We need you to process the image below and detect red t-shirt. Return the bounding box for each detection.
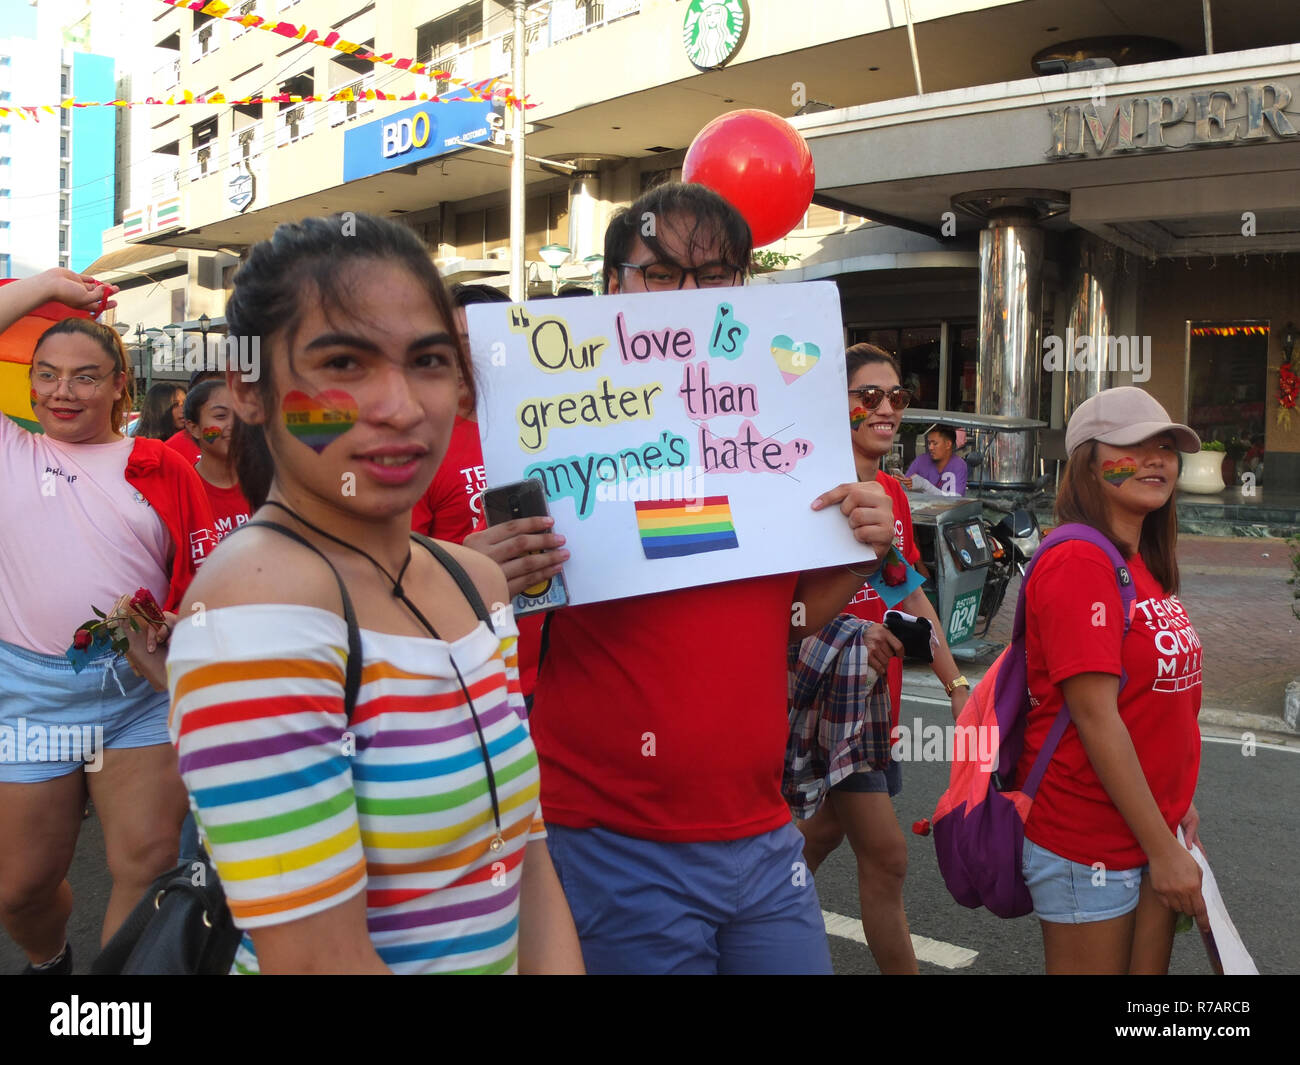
[201,477,252,542]
[164,428,200,466]
[530,573,800,842]
[1016,541,1202,869]
[411,416,542,695]
[412,417,485,545]
[838,471,921,730]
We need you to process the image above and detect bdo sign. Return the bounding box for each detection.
[342,94,498,182]
[383,111,432,158]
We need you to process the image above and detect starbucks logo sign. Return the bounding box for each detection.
[683,0,748,71]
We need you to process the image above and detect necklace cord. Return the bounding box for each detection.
[259,501,504,843]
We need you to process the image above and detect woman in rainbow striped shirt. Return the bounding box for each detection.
[166,214,582,974]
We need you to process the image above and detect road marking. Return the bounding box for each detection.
[821,909,978,970]
[1201,735,1300,754]
[907,698,1299,751]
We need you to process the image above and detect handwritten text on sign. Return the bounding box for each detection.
[470,281,869,606]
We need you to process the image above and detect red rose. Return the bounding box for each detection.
[73,628,93,651]
[883,560,908,586]
[130,587,165,623]
[911,818,931,836]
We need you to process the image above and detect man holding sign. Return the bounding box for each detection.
[470,183,895,974]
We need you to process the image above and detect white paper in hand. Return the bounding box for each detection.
[1177,826,1258,975]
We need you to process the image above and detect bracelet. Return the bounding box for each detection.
[845,562,877,578]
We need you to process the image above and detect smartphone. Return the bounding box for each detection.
[883,609,935,663]
[482,479,568,615]
[483,478,549,527]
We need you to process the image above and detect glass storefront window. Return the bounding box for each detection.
[948,324,978,413]
[1187,320,1269,471]
[848,322,980,413]
[848,326,940,406]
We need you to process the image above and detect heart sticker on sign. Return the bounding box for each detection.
[770,335,820,385]
[282,389,359,453]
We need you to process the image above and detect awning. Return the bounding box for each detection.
[82,244,185,276]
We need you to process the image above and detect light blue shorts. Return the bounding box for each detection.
[547,821,833,975]
[0,637,171,784]
[1022,837,1146,924]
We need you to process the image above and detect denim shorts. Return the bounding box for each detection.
[0,636,171,783]
[831,759,902,797]
[1022,838,1146,924]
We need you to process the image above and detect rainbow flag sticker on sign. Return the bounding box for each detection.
[634,496,740,559]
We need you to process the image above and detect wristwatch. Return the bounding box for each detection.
[944,675,971,697]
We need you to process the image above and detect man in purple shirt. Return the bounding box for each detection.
[903,426,967,496]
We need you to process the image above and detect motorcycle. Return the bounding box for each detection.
[973,477,1052,635]
[896,407,1052,651]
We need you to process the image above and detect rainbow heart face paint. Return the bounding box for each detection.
[201,426,222,443]
[1101,457,1138,485]
[850,406,869,430]
[282,389,359,453]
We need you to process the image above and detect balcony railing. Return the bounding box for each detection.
[156,57,180,91]
[329,76,377,127]
[229,124,262,164]
[435,1,642,87]
[275,104,314,146]
[230,1,258,38]
[190,143,216,182]
[191,24,219,63]
[549,1,640,44]
[151,167,180,199]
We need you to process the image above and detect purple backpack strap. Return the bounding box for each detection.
[1013,523,1138,799]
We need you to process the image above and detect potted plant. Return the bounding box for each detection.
[1177,439,1227,494]
[1222,435,1249,485]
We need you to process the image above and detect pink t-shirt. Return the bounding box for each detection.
[0,417,171,655]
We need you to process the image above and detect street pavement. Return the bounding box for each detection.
[939,534,1299,726]
[820,694,1300,976]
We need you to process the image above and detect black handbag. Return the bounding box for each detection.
[91,849,240,975]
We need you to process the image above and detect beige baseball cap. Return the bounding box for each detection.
[1065,386,1200,457]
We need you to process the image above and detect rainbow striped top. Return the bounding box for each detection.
[166,603,544,975]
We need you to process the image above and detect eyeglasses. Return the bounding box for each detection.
[619,261,743,290]
[849,386,913,411]
[31,370,115,399]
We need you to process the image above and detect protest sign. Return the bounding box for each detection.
[469,280,872,606]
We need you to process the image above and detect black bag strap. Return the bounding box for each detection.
[409,532,494,632]
[246,521,364,721]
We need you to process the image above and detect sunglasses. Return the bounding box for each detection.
[848,386,913,411]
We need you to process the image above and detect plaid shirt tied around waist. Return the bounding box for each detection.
[783,614,893,821]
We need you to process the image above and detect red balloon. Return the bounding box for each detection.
[682,109,815,248]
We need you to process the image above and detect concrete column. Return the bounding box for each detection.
[955,189,1068,486]
[976,208,1044,485]
[1063,232,1119,420]
[566,168,602,263]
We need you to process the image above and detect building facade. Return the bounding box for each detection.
[1,0,117,278]
[96,0,1300,493]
